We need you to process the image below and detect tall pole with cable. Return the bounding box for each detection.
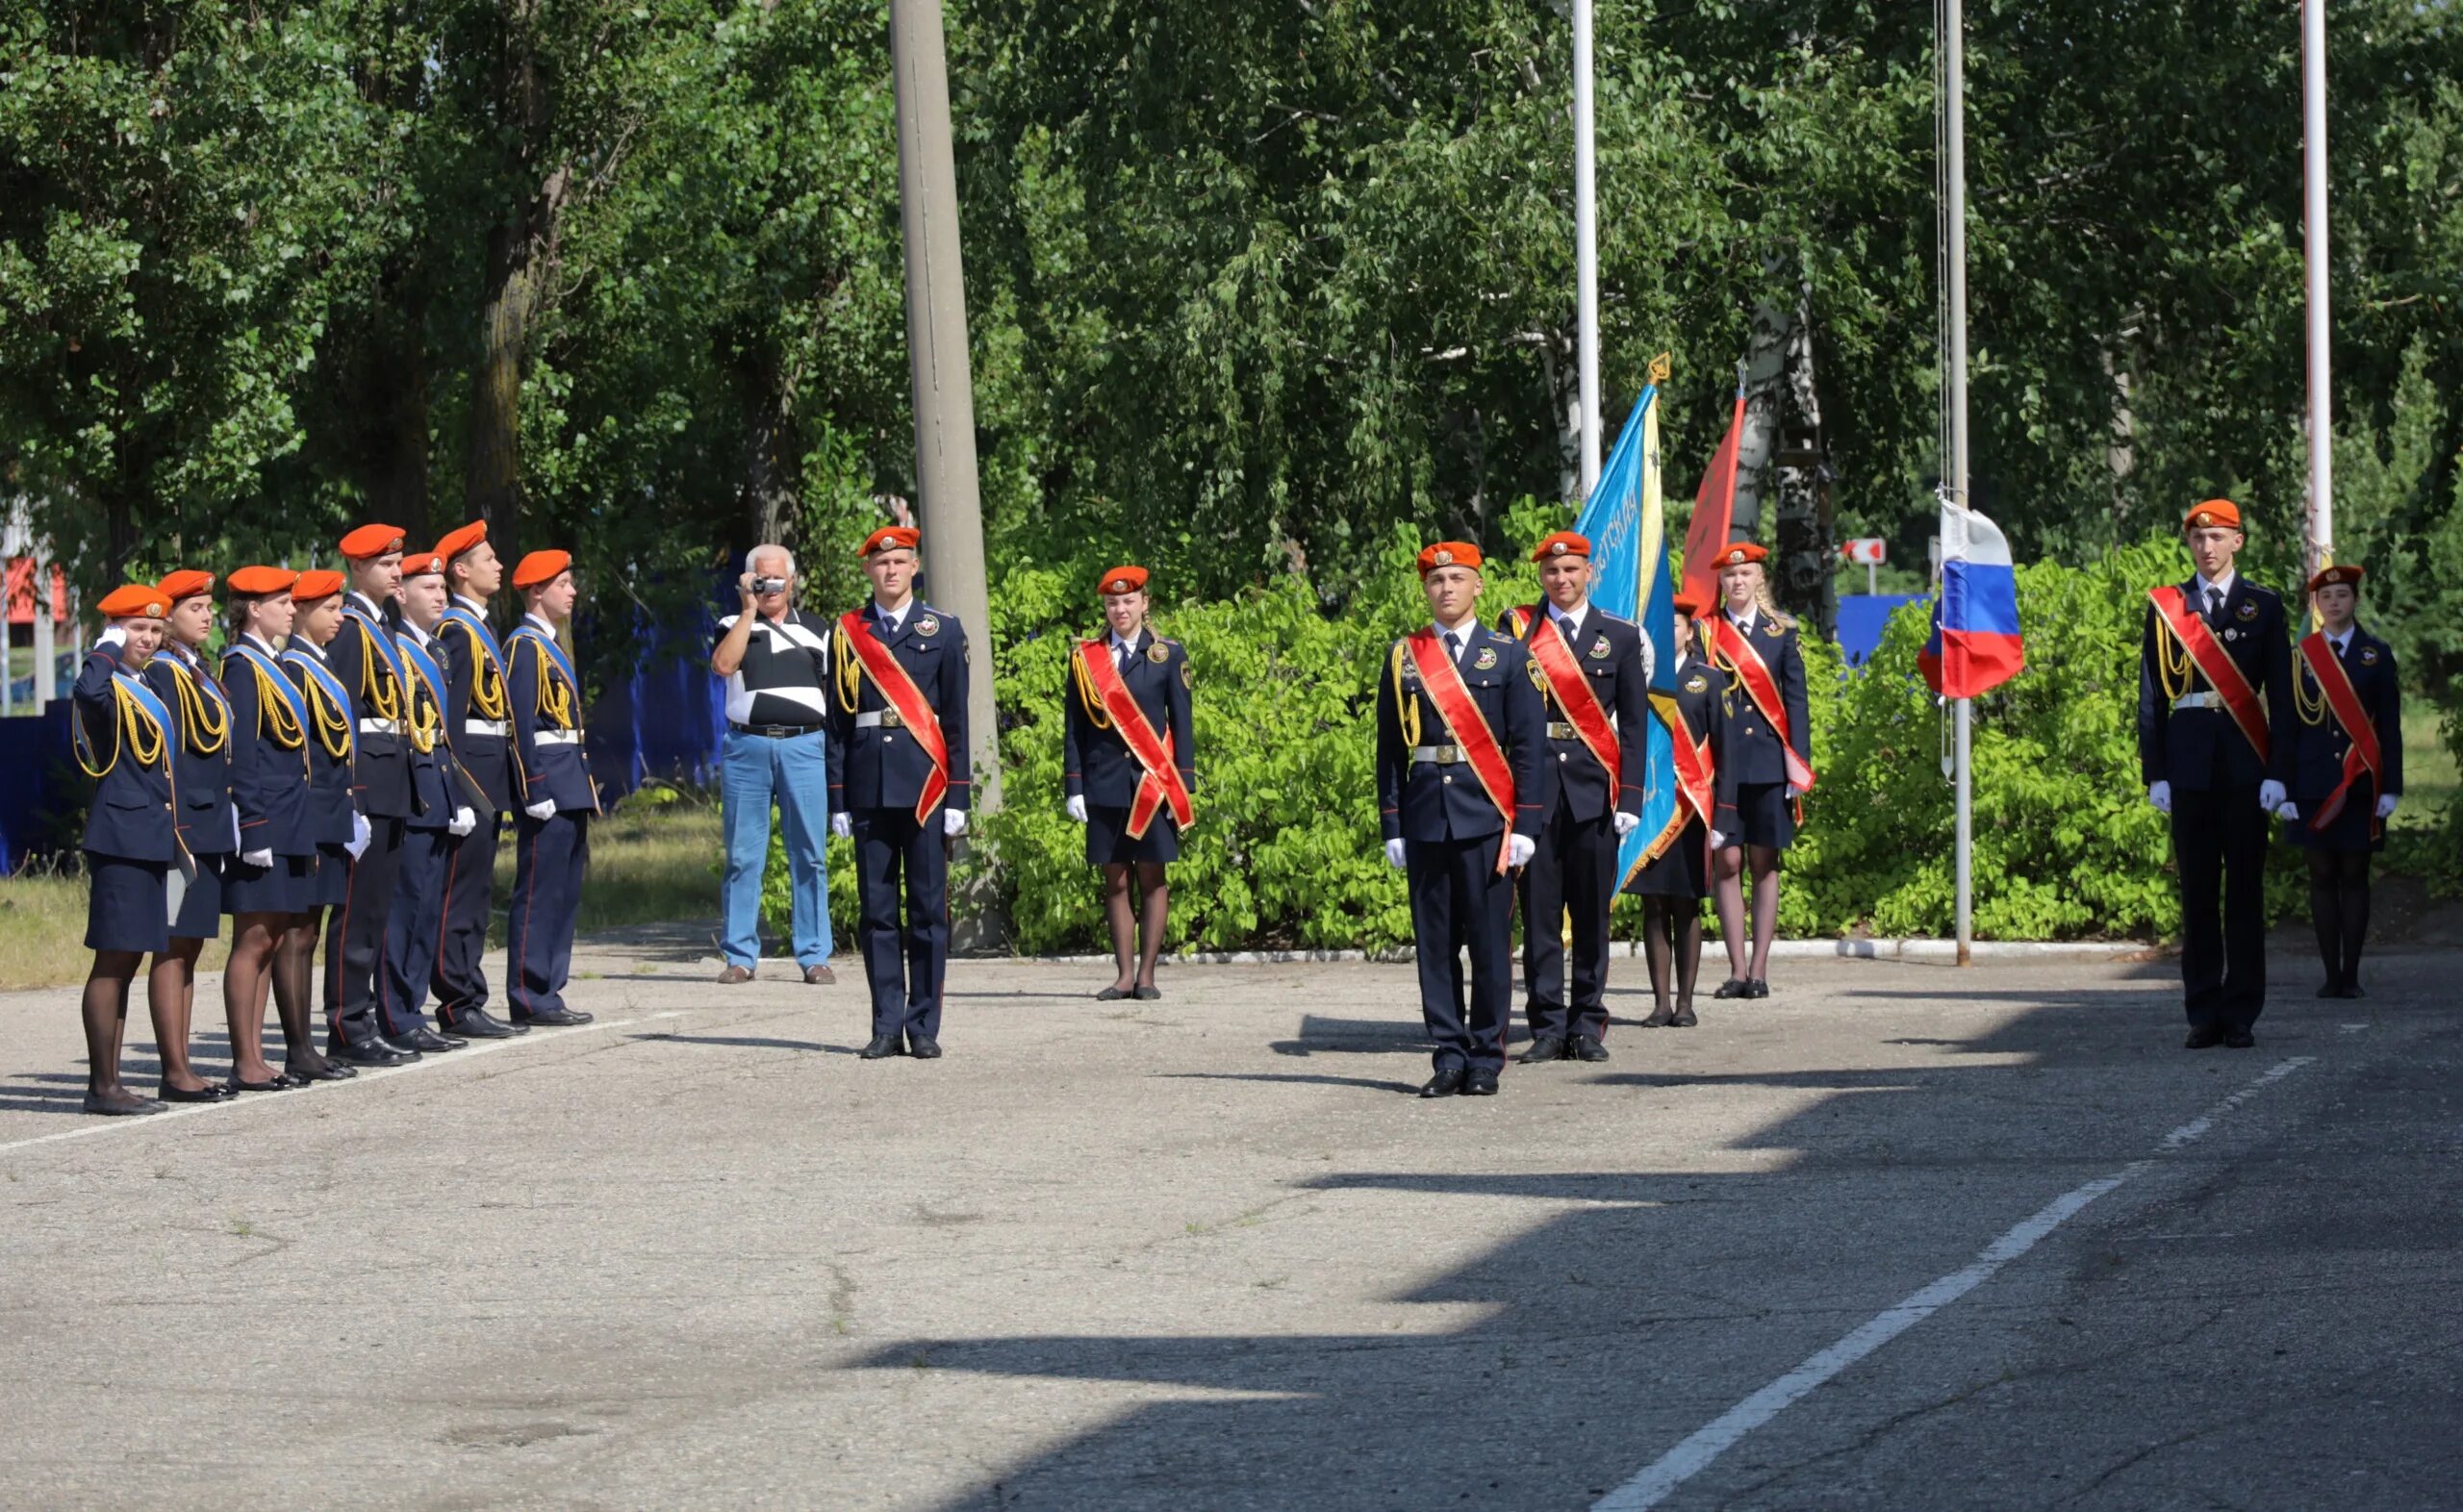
[1574,0,1602,500]
[1943,0,1973,966]
[2301,0,2332,591]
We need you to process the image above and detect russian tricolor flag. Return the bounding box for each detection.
[1919,503,2024,698]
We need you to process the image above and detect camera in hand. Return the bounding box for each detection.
[751,576,788,595]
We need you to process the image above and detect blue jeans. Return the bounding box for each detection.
[721,728,834,969]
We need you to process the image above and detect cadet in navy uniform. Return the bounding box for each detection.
[324,523,418,1064]
[218,567,348,1088]
[1629,591,1736,1028]
[2274,563,2402,999]
[1706,542,1811,1001]
[2138,499,2295,1048]
[142,569,238,1102]
[71,586,182,1116]
[504,549,600,1027]
[1376,542,1547,1098]
[284,572,393,1065]
[1062,564,1196,1002]
[1497,530,1647,1064]
[825,525,973,1060]
[375,551,476,1053]
[431,519,521,1038]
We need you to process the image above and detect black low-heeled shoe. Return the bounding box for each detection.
[82,1092,166,1117]
[1744,979,1770,999]
[227,1073,295,1094]
[1094,986,1130,1001]
[1711,978,1747,999]
[286,1057,357,1082]
[159,1082,235,1104]
[1132,986,1161,1001]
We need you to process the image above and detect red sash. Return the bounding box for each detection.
[2147,587,2271,765]
[1515,606,1619,785]
[2298,633,2384,835]
[1078,640,1194,838]
[1407,629,1518,873]
[1712,617,1816,794]
[838,612,951,822]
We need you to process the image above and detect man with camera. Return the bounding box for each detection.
[710,545,838,984]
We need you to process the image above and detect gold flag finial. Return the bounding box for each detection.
[1648,351,1672,386]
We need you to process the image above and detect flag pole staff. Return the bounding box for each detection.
[1944,0,1973,966]
[1574,0,1602,501]
[2301,0,2332,591]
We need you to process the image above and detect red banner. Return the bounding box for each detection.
[1712,617,1816,794]
[1516,606,1620,785]
[1680,391,1745,611]
[1407,629,1517,873]
[2147,587,2271,766]
[2297,633,2384,835]
[838,612,951,822]
[1077,639,1193,838]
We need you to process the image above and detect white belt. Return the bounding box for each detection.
[464,718,509,738]
[853,710,911,730]
[358,718,401,736]
[534,729,582,746]
[2172,693,2221,712]
[1409,744,1468,765]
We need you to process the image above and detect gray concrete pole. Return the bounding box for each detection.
[888,0,1001,815]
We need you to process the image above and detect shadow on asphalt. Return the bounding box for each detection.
[1154,1071,1425,1096]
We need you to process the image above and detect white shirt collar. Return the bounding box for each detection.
[452,593,488,616]
[290,638,326,662]
[522,611,557,636]
[1109,627,1142,656]
[873,597,913,633]
[1548,598,1590,637]
[2326,625,2352,651]
[401,618,435,648]
[2195,568,2237,602]
[1433,615,1481,644]
[348,590,383,618]
[1726,603,1758,634]
[241,631,276,656]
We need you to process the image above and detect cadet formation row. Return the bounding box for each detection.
[63,500,2400,1110]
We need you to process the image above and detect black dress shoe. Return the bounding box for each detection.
[398,1027,465,1053]
[1745,979,1770,999]
[158,1082,234,1104]
[443,1009,519,1039]
[859,1034,905,1060]
[82,1090,166,1117]
[1463,1069,1500,1096]
[2223,1027,2256,1048]
[1572,1036,1610,1063]
[286,1055,357,1081]
[513,1007,594,1027]
[1094,986,1130,1001]
[1518,1037,1566,1064]
[2315,980,2344,998]
[1639,1004,1676,1028]
[2336,981,2367,999]
[1420,1067,1467,1098]
[226,1074,295,1094]
[908,1036,944,1059]
[1671,999,1699,1027]
[334,1039,417,1068]
[2183,1024,2225,1049]
[1711,977,1747,999]
[1132,986,1161,1001]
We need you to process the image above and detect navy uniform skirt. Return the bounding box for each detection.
[222,852,321,915]
[1730,781,1798,850]
[1085,804,1180,865]
[2284,784,2387,855]
[86,853,170,955]
[1629,819,1709,899]
[170,852,225,940]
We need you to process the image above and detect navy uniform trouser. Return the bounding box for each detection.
[851,808,949,1043]
[431,813,501,1023]
[506,810,589,1019]
[1519,800,1617,1043]
[326,816,404,1046]
[1408,832,1515,1073]
[377,825,452,1038]
[2171,784,2269,1030]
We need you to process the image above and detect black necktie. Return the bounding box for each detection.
[1116,640,1132,675]
[2205,588,2222,623]
[1448,631,1466,664]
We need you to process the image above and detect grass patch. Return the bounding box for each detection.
[0,859,232,992]
[491,785,723,944]
[2395,704,2457,827]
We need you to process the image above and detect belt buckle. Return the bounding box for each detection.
[1440,744,1461,765]
[881,710,905,730]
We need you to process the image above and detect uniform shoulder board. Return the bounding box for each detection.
[1598,610,1638,630]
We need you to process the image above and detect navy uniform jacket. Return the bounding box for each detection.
[2136,575,2296,792]
[397,623,470,831]
[1500,604,1649,822]
[825,602,973,816]
[145,643,238,857]
[1376,625,1550,844]
[507,616,598,813]
[1672,649,1741,835]
[2284,624,2403,806]
[1062,633,1197,809]
[1715,609,1812,788]
[439,596,515,812]
[73,644,178,863]
[286,647,361,846]
[329,594,413,819]
[221,638,314,859]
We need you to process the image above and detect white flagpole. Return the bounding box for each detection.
[1574,0,1602,501]
[2302,0,2332,589]
[1945,0,1973,966]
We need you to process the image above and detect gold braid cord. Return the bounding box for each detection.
[1072,647,1113,732]
[529,642,575,729]
[167,661,229,755]
[407,675,441,753]
[251,662,305,751]
[462,624,509,720]
[75,681,167,778]
[301,670,353,760]
[2294,654,2330,728]
[359,621,404,721]
[1389,642,1422,748]
[2153,623,2195,703]
[833,633,863,713]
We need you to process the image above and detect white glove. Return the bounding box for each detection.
[1384,838,1408,869]
[228,808,242,852]
[943,808,968,838]
[241,847,274,869]
[524,797,557,821]
[2277,802,2299,821]
[2258,779,2286,813]
[2147,780,2172,815]
[2376,793,2400,820]
[97,624,128,649]
[1506,833,1536,869]
[1709,830,1728,851]
[449,806,476,837]
[1066,795,1088,823]
[831,812,853,838]
[344,812,372,861]
[1612,810,1639,837]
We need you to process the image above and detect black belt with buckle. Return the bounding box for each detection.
[729,721,825,739]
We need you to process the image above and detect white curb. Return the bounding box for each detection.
[1022,938,2151,967]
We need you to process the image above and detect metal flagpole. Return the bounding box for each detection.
[2302,0,2332,590]
[1574,0,1602,500]
[1945,0,1973,966]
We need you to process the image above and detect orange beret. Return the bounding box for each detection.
[1672,590,1708,617]
[156,569,216,604]
[2184,499,2242,532]
[2308,563,2365,593]
[860,525,921,558]
[339,523,407,560]
[292,570,344,603]
[226,566,298,597]
[1714,542,1768,568]
[434,519,488,565]
[400,551,443,578]
[97,584,169,619]
[1531,531,1591,563]
[1098,565,1149,596]
[1416,542,1484,576]
[511,549,571,591]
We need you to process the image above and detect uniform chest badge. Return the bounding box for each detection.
[1147,643,1170,664]
[1587,638,1612,659]
[2235,601,2258,622]
[2359,645,2379,666]
[1763,621,1785,640]
[1473,645,1498,671]
[1399,656,1421,686]
[2223,627,2239,642]
[1181,661,1194,688]
[915,615,940,638]
[1526,658,1547,689]
[1684,671,1710,693]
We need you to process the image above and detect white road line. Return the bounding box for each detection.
[1594,1054,2316,1511]
[0,1011,682,1157]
